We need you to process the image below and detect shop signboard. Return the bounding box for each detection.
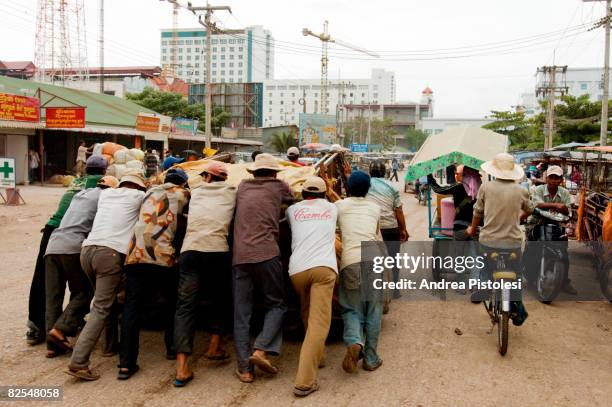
[298,113,337,145]
[0,93,40,122]
[45,107,86,128]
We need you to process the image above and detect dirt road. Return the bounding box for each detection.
[0,181,611,406]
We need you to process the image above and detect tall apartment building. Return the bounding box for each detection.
[160,26,274,85]
[262,68,395,127]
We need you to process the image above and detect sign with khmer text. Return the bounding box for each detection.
[45,107,86,128]
[0,93,40,122]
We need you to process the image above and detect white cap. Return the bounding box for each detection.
[546,165,564,177]
[287,146,300,156]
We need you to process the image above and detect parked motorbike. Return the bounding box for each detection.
[525,208,570,303]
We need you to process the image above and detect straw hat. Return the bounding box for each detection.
[247,153,283,173]
[119,171,147,189]
[480,153,524,180]
[97,175,119,189]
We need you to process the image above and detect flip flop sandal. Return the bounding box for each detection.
[46,333,72,352]
[173,373,194,387]
[65,367,100,381]
[294,382,319,397]
[117,365,140,380]
[46,347,70,359]
[248,354,279,374]
[363,359,383,371]
[205,351,230,361]
[234,369,254,383]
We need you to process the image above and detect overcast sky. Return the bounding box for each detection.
[0,0,608,117]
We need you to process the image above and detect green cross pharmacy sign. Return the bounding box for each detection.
[0,158,16,189]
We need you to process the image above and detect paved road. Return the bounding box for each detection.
[0,181,611,406]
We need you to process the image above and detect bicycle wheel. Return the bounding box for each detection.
[498,311,509,356]
[536,256,565,304]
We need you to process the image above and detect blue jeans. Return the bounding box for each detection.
[338,263,383,366]
[233,257,286,373]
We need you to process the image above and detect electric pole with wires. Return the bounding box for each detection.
[188,2,232,150]
[536,65,568,150]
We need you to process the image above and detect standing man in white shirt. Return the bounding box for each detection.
[75,141,89,177]
[335,171,384,374]
[286,177,337,397]
[66,171,146,381]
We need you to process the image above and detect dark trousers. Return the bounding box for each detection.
[45,253,93,341]
[390,169,399,182]
[381,228,401,288]
[119,263,178,369]
[174,251,232,355]
[28,224,56,333]
[233,257,286,373]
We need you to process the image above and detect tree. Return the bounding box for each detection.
[269,132,297,153]
[126,87,230,133]
[404,128,428,151]
[483,110,542,150]
[341,117,396,150]
[548,94,611,144]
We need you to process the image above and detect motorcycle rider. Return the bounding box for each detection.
[523,165,576,295]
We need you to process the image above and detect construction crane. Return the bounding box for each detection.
[161,0,180,79]
[302,21,379,115]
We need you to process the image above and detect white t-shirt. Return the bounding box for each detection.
[82,187,145,254]
[287,199,338,276]
[76,146,87,163]
[335,197,381,270]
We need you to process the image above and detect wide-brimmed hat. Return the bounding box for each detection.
[302,176,326,193]
[200,161,228,180]
[247,153,283,173]
[481,153,524,181]
[97,175,119,188]
[119,171,146,189]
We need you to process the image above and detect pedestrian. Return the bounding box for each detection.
[75,141,88,177]
[144,148,159,178]
[251,150,262,162]
[66,171,146,381]
[44,175,119,359]
[466,153,533,323]
[390,158,400,182]
[336,170,384,373]
[232,153,295,383]
[286,176,338,397]
[287,147,305,166]
[117,168,190,380]
[367,160,409,310]
[173,161,236,387]
[25,156,108,346]
[28,148,40,183]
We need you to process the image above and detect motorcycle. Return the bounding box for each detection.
[525,208,570,303]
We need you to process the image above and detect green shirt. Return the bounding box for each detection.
[526,184,571,227]
[46,175,103,228]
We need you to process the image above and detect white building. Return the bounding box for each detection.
[160,26,274,85]
[262,69,395,127]
[419,117,493,135]
[564,67,612,102]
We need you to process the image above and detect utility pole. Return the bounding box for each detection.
[536,65,568,150]
[584,0,611,146]
[189,2,232,150]
[99,0,104,93]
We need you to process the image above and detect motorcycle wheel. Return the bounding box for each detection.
[537,256,565,304]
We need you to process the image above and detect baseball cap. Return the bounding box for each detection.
[546,165,564,177]
[97,175,119,189]
[302,176,327,193]
[86,155,108,169]
[162,156,185,171]
[200,161,228,180]
[164,168,189,185]
[287,146,300,156]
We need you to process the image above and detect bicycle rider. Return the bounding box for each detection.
[466,153,533,325]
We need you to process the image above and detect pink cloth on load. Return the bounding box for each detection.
[440,197,455,236]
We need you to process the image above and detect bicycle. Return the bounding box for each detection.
[482,249,519,356]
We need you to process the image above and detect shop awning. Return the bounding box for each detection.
[169,133,262,146]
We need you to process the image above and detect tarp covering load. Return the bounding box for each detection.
[404,127,508,181]
[175,158,316,192]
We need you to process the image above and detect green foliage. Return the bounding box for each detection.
[551,94,610,144]
[270,132,298,153]
[404,128,428,151]
[126,87,230,133]
[342,117,397,150]
[483,110,541,150]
